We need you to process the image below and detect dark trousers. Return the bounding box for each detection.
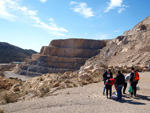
[123,82,127,93]
[117,85,123,100]
[131,81,138,96]
[105,84,112,98]
[103,81,106,94]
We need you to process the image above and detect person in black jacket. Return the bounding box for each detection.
[130,67,138,97]
[103,69,113,95]
[115,70,125,101]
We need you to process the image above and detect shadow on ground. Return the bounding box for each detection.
[114,99,146,105]
[135,95,150,101]
[111,94,147,105]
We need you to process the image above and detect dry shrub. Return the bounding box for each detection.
[40,77,44,81]
[13,86,20,92]
[80,81,89,86]
[9,77,22,82]
[72,82,78,87]
[1,92,20,104]
[66,84,74,88]
[39,87,50,97]
[64,80,71,84]
[0,109,5,113]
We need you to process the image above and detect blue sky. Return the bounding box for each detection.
[0,0,150,52]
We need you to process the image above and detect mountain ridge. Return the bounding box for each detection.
[0,42,37,63]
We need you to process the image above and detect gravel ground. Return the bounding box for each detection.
[4,71,32,81]
[0,72,150,113]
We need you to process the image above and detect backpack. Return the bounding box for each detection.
[134,72,140,81]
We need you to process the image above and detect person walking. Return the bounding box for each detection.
[103,69,113,95]
[105,78,115,99]
[123,74,131,94]
[130,67,140,97]
[115,70,125,101]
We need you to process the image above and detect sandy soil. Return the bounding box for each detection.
[0,72,150,113]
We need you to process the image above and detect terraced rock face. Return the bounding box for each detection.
[17,39,106,76]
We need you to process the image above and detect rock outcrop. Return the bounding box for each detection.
[17,39,106,76]
[80,16,150,71]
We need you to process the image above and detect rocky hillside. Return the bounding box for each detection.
[80,16,150,72]
[17,39,106,76]
[0,68,105,104]
[0,42,37,63]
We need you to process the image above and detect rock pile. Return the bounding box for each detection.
[17,39,106,76]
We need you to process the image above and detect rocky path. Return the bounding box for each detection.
[0,72,150,113]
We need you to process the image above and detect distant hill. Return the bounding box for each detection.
[0,42,37,63]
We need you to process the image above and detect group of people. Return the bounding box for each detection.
[103,67,140,101]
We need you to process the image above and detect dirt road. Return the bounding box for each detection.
[4,71,31,81]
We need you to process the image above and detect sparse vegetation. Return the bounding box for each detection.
[0,109,5,113]
[0,77,23,104]
[40,77,44,81]
[0,67,104,104]
[1,92,20,104]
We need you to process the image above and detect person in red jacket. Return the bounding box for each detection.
[105,78,115,99]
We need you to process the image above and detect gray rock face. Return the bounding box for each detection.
[17,39,106,76]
